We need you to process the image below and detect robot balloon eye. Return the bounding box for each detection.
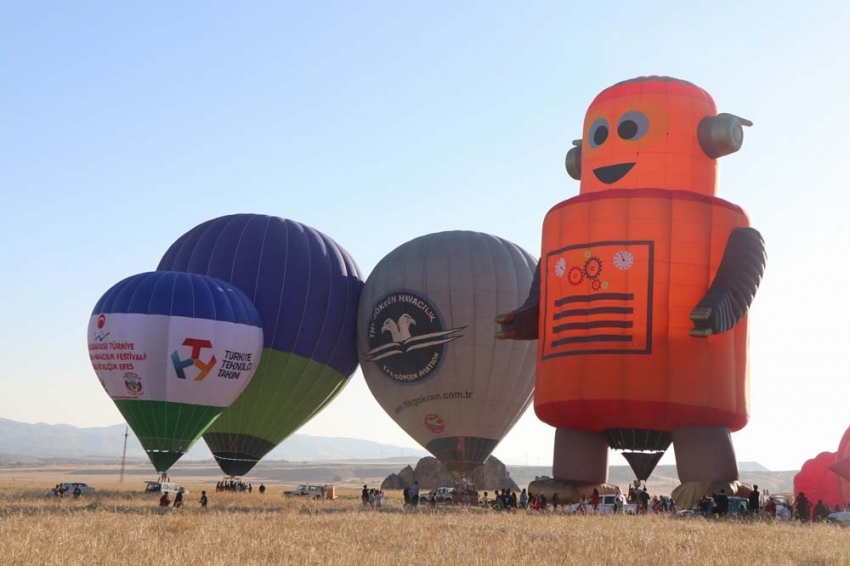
[617,111,649,141]
[588,118,609,148]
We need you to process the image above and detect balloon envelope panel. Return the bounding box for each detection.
[535,189,751,433]
[158,214,363,475]
[833,426,850,505]
[88,271,263,472]
[358,231,537,476]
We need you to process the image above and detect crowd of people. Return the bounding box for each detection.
[361,485,385,508]
[356,479,850,523]
[762,490,847,522]
[49,483,83,498]
[215,479,265,493]
[158,488,209,510]
[48,475,848,522]
[688,485,850,522]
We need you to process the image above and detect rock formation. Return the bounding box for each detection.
[381,456,518,491]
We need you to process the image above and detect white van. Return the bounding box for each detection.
[144,481,188,495]
[45,483,96,497]
[567,494,637,515]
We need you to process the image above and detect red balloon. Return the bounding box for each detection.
[831,425,850,504]
[794,451,843,516]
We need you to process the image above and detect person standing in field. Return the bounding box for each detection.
[508,490,517,510]
[715,489,729,517]
[200,491,208,509]
[795,492,812,522]
[639,488,650,514]
[749,485,760,515]
[159,492,170,508]
[410,481,420,507]
[174,489,184,508]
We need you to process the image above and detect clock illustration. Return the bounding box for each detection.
[613,250,634,270]
[554,258,567,277]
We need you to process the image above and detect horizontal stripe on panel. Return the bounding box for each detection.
[553,306,634,319]
[554,293,634,306]
[552,320,634,333]
[551,334,633,347]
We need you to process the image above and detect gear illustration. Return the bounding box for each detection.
[591,279,602,291]
[584,255,603,279]
[567,265,584,286]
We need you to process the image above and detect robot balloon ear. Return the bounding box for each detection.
[698,113,753,159]
[565,140,582,180]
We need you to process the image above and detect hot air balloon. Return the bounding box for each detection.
[832,426,850,505]
[157,214,363,476]
[88,271,263,472]
[358,230,537,477]
[496,76,766,506]
[794,425,850,514]
[794,452,843,518]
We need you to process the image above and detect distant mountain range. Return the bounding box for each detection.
[0,417,775,474]
[0,417,427,463]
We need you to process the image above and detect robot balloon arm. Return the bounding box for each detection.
[495,261,540,340]
[690,227,766,337]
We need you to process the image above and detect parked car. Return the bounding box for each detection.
[144,481,188,495]
[827,511,850,526]
[424,487,456,504]
[283,484,335,499]
[726,496,751,516]
[566,494,637,515]
[46,482,96,497]
[420,486,479,505]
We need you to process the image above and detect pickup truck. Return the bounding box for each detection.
[283,484,335,499]
[420,486,479,505]
[423,487,455,504]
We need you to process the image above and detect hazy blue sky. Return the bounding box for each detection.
[1,1,848,472]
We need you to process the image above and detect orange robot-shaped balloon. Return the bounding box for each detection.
[497,76,766,506]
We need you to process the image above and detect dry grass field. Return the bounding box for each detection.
[0,481,847,566]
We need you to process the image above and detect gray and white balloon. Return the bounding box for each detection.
[357,231,537,476]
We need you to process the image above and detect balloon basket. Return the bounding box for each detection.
[216,476,251,493]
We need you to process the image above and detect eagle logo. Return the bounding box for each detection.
[364,313,465,362]
[364,290,464,384]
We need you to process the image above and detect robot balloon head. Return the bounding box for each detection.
[565,76,752,197]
